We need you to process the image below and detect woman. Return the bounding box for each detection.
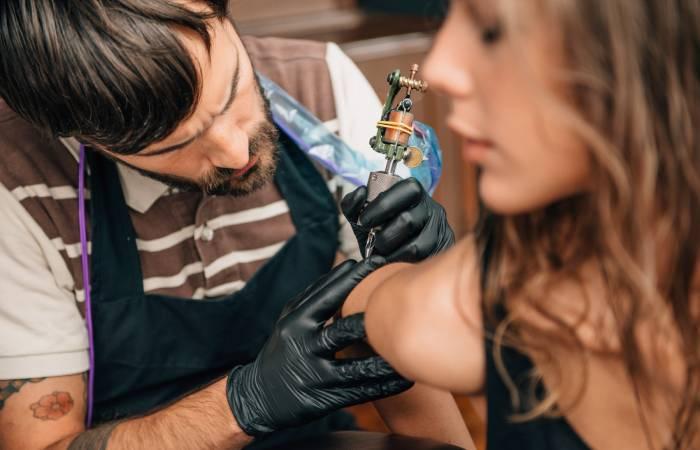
[343,0,700,448]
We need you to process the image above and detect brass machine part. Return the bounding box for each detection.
[381,110,415,146]
[403,147,425,169]
[399,64,429,95]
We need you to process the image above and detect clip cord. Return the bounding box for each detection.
[78,145,96,428]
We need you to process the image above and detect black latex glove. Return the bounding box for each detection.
[341,178,455,263]
[226,258,413,437]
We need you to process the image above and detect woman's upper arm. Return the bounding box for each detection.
[365,237,486,394]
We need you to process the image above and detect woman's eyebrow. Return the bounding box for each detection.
[463,0,488,26]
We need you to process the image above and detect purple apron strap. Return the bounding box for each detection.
[78,144,95,427]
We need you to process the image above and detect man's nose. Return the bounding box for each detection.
[203,121,250,169]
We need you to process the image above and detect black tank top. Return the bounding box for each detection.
[480,217,591,450]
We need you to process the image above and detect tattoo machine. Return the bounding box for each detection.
[363,64,430,257]
[259,67,443,257]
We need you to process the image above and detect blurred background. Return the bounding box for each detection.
[232,0,479,238]
[231,0,484,447]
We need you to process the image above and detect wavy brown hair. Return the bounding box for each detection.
[477,1,700,448]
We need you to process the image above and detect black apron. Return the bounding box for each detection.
[87,132,355,447]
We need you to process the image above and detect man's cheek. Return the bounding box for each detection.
[159,156,204,180]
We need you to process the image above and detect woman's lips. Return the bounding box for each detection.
[446,118,494,158]
[461,136,495,163]
[232,155,259,178]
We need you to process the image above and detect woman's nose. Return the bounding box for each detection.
[423,19,475,98]
[203,121,250,169]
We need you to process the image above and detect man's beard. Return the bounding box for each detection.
[136,118,280,197]
[101,74,282,197]
[132,76,280,197]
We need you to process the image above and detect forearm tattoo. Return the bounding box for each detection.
[0,378,45,411]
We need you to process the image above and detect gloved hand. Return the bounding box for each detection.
[226,258,413,437]
[342,178,455,263]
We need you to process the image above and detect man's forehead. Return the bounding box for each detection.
[145,17,242,152]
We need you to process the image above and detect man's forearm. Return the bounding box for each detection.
[49,378,253,450]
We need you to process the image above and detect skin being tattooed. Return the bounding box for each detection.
[0,379,45,411]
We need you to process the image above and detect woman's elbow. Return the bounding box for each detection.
[365,281,427,379]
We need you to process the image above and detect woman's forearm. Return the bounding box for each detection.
[339,335,473,448]
[373,384,476,449]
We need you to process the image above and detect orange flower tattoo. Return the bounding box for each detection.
[30,391,74,421]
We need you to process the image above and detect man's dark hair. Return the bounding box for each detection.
[0,0,230,154]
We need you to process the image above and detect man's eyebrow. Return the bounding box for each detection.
[139,54,241,158]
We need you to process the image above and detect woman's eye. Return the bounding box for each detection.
[481,23,503,44]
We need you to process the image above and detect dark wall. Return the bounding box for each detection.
[358,0,448,18]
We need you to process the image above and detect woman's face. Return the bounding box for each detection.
[424,0,591,214]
